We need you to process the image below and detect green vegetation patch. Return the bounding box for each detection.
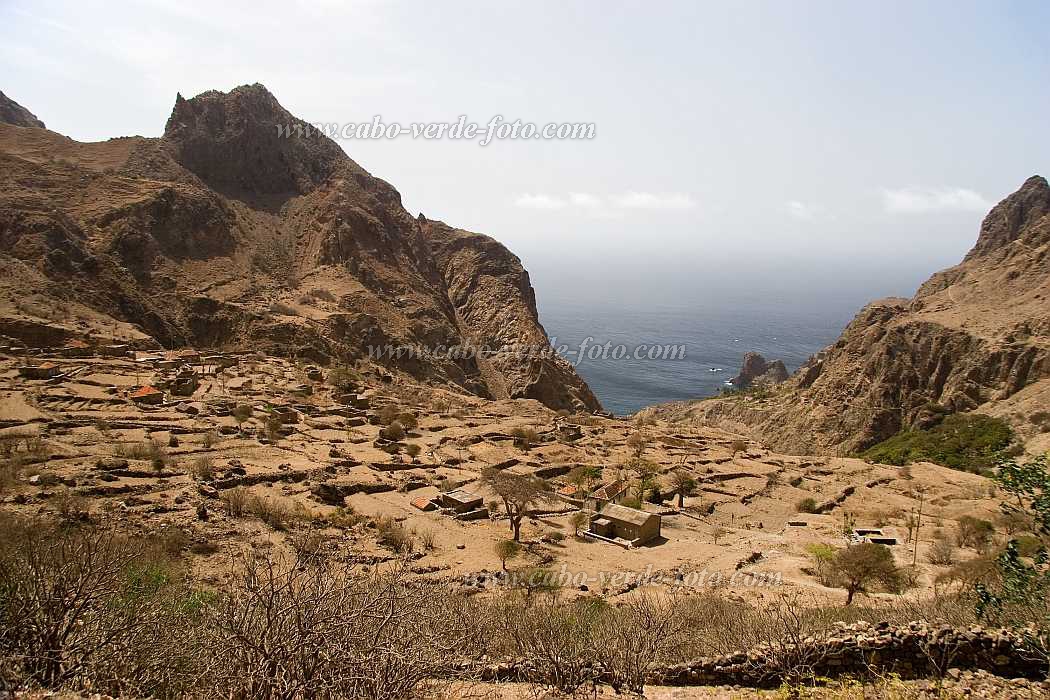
[860,413,1016,475]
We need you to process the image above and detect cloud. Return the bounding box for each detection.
[514,193,566,209]
[610,191,696,210]
[515,191,696,214]
[786,200,817,220]
[881,187,992,214]
[568,192,603,208]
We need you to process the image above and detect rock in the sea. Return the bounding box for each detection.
[731,352,789,389]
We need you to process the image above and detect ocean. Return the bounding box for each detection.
[537,296,861,416]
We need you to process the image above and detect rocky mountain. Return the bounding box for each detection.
[0,84,600,412]
[0,91,45,128]
[642,176,1050,456]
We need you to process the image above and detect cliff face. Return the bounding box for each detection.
[0,84,601,412]
[646,176,1050,455]
[0,91,45,128]
[422,218,600,411]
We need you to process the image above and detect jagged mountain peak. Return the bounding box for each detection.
[966,174,1050,260]
[161,83,351,200]
[0,90,45,129]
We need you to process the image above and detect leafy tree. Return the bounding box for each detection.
[976,454,1050,627]
[626,432,649,458]
[494,539,521,571]
[832,542,900,605]
[668,470,697,508]
[232,404,253,431]
[569,511,589,537]
[481,468,552,542]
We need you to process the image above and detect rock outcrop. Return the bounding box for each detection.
[0,91,45,128]
[645,176,1050,455]
[730,352,788,389]
[0,84,601,413]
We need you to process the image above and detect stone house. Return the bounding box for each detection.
[588,503,661,546]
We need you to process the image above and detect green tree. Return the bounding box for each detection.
[832,542,900,605]
[494,539,521,571]
[668,470,697,508]
[481,468,552,542]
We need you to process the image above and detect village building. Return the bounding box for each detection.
[584,479,628,510]
[439,488,484,514]
[101,343,131,357]
[165,349,201,364]
[18,362,61,380]
[60,339,93,357]
[587,503,662,546]
[130,385,164,405]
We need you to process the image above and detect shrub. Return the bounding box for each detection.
[190,456,215,480]
[730,439,747,454]
[796,497,819,514]
[419,530,437,551]
[1014,534,1046,558]
[509,427,540,451]
[805,543,839,587]
[222,486,251,517]
[956,515,995,551]
[927,533,957,566]
[376,517,414,553]
[201,430,219,448]
[380,421,405,441]
[327,365,361,392]
[404,443,422,459]
[859,414,1015,474]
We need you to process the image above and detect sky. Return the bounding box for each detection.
[3,0,1049,310]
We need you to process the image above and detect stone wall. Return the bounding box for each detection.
[459,623,1047,689]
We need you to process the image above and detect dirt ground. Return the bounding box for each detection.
[0,346,1012,610]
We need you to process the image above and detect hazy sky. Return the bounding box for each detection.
[3,0,1048,308]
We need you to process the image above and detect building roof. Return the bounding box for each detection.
[131,385,162,398]
[591,479,624,500]
[37,362,58,369]
[64,339,90,348]
[443,488,481,503]
[595,503,658,528]
[557,484,579,496]
[411,497,436,511]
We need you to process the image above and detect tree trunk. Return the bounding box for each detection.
[678,492,684,508]
[845,586,856,606]
[512,516,522,542]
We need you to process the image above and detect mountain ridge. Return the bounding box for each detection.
[641,175,1050,456]
[0,85,601,413]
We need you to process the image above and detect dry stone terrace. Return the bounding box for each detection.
[0,343,1014,605]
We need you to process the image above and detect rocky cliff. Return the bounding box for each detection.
[642,176,1050,455]
[0,84,600,412]
[0,91,45,128]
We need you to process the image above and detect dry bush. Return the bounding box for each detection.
[268,301,298,316]
[509,426,540,451]
[222,486,251,517]
[189,455,215,480]
[380,421,405,441]
[955,515,995,552]
[0,455,25,492]
[376,516,415,553]
[201,429,219,449]
[419,530,437,551]
[927,533,957,566]
[0,514,199,696]
[200,553,483,700]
